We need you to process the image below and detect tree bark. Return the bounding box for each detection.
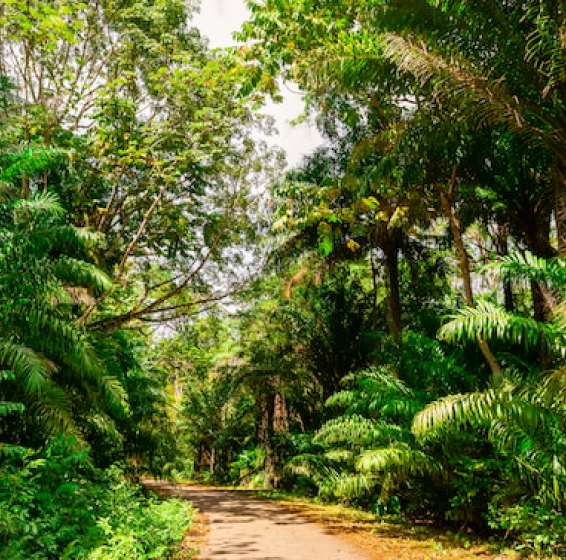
[437,170,502,382]
[384,241,402,343]
[554,167,566,256]
[495,224,514,313]
[258,391,276,489]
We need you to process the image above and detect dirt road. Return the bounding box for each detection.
[145,481,372,560]
[145,481,514,560]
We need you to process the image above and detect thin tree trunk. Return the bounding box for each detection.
[554,167,566,256]
[370,249,379,330]
[210,447,215,477]
[258,391,276,489]
[495,224,514,312]
[384,241,402,343]
[437,170,502,382]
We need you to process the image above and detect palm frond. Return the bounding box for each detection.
[13,191,64,217]
[329,367,420,421]
[412,390,496,439]
[30,384,76,435]
[381,33,548,144]
[53,257,112,295]
[439,300,562,354]
[357,443,442,480]
[314,415,405,447]
[324,449,355,463]
[15,309,129,416]
[0,339,52,394]
[484,251,566,291]
[44,226,105,254]
[414,381,558,452]
[488,419,537,456]
[285,452,340,482]
[325,472,376,500]
[0,401,24,416]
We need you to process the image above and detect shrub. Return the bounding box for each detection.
[0,437,194,560]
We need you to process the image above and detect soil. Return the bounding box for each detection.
[143,481,518,560]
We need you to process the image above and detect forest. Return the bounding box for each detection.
[1,0,566,558]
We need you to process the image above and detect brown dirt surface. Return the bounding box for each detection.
[144,481,518,560]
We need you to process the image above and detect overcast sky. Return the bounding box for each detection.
[192,0,323,167]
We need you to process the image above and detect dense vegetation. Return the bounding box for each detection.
[3,0,566,558]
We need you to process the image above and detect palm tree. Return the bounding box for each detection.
[413,251,566,517]
[382,0,566,253]
[0,189,125,443]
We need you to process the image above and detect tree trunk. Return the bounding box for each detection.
[258,391,276,489]
[495,224,514,312]
[554,167,566,256]
[274,393,289,433]
[370,249,379,330]
[210,447,216,477]
[437,172,502,382]
[384,241,402,343]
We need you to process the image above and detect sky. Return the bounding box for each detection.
[192,0,323,167]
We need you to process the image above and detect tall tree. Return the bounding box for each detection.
[0,0,281,330]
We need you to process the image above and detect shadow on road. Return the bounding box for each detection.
[144,481,308,526]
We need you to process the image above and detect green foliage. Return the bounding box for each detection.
[487,502,566,558]
[229,447,267,488]
[0,437,194,560]
[283,269,374,399]
[439,300,564,357]
[413,377,566,510]
[0,191,127,441]
[85,480,193,560]
[286,366,435,506]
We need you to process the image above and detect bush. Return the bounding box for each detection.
[488,502,566,558]
[0,437,194,560]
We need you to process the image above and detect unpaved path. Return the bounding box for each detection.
[145,481,372,560]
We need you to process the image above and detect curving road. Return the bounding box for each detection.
[144,482,372,560]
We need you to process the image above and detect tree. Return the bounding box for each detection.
[0,0,281,330]
[0,189,125,443]
[239,0,566,378]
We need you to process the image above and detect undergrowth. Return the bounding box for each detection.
[0,436,194,560]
